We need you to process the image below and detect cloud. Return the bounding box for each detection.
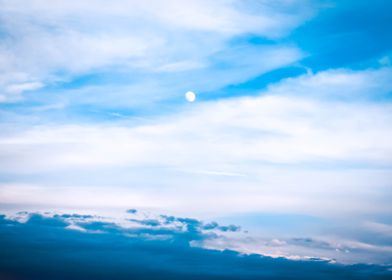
[0,0,313,37]
[0,0,313,103]
[126,208,138,214]
[1,66,391,267]
[5,82,43,94]
[0,67,391,220]
[266,67,392,100]
[0,71,44,102]
[0,2,391,274]
[192,223,392,265]
[0,211,390,280]
[1,68,391,172]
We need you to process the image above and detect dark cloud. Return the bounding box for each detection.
[129,218,161,227]
[57,213,95,219]
[159,214,240,233]
[218,224,241,232]
[289,237,333,250]
[0,212,391,280]
[126,209,138,214]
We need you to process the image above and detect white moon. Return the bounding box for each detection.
[185,91,196,102]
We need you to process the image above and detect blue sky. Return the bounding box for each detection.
[0,0,392,277]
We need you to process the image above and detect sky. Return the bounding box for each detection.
[0,0,392,279]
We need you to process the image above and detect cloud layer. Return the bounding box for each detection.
[1,211,391,280]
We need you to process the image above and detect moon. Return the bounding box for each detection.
[185,91,196,102]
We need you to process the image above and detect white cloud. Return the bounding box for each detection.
[0,0,313,36]
[0,72,43,102]
[267,67,392,100]
[202,232,392,264]
[6,82,43,94]
[1,68,392,170]
[0,67,391,219]
[4,69,391,172]
[0,0,314,102]
[47,44,302,108]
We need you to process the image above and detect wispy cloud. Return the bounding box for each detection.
[1,67,391,172]
[0,0,314,104]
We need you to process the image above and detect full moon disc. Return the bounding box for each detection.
[185,91,196,102]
